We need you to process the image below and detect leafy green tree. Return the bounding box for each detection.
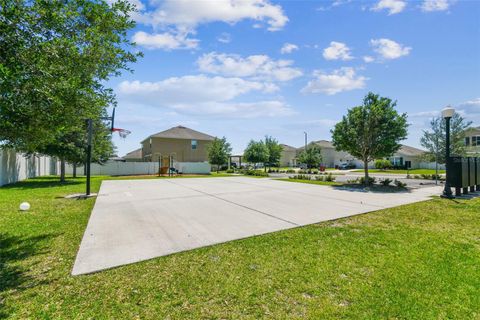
[332,92,408,185]
[40,120,115,180]
[264,136,283,169]
[297,145,322,168]
[374,159,392,170]
[207,137,232,172]
[243,140,269,170]
[420,114,472,164]
[0,0,140,180]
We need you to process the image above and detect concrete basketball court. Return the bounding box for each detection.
[72,177,441,275]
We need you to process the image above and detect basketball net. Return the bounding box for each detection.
[112,128,131,139]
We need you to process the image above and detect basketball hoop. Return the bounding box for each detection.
[112,128,131,139]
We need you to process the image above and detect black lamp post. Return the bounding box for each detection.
[441,106,455,199]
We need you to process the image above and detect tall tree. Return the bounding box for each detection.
[420,114,472,164]
[297,145,322,169]
[40,119,115,181]
[332,92,408,185]
[207,137,232,172]
[0,0,140,178]
[243,140,269,170]
[264,136,283,169]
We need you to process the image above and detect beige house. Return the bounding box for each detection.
[279,144,297,167]
[282,140,427,169]
[385,145,426,169]
[141,126,215,162]
[465,126,480,155]
[123,148,143,162]
[296,140,355,168]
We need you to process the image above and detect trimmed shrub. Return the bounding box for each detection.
[375,159,392,170]
[325,173,336,182]
[360,176,376,185]
[226,169,235,173]
[394,179,407,188]
[290,174,311,180]
[241,170,269,177]
[347,178,360,184]
[380,178,393,186]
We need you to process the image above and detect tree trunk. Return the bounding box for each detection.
[73,163,77,178]
[60,159,66,182]
[364,159,369,186]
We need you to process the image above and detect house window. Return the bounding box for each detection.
[465,137,470,146]
[191,140,198,150]
[391,157,404,166]
[472,136,480,147]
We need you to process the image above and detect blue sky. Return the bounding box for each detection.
[109,0,480,156]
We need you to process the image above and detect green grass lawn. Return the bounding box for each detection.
[352,169,446,175]
[1,176,479,319]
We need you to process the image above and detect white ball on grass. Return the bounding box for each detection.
[19,202,31,211]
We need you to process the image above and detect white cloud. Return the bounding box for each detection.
[457,98,480,122]
[280,43,299,54]
[371,0,407,15]
[172,101,294,118]
[421,0,451,12]
[363,56,375,63]
[197,52,303,82]
[119,76,277,102]
[409,111,440,118]
[332,0,352,6]
[117,75,293,118]
[132,31,198,50]
[323,41,353,61]
[305,119,339,127]
[217,32,231,44]
[370,38,411,60]
[408,99,480,122]
[127,0,288,50]
[141,0,288,32]
[301,67,367,95]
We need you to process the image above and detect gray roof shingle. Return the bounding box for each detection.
[143,126,215,142]
[123,148,142,159]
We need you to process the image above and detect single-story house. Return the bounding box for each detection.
[384,145,426,169]
[283,140,427,169]
[465,126,480,155]
[141,126,215,163]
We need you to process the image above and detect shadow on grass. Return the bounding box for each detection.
[0,177,83,190]
[0,233,58,319]
[332,184,412,193]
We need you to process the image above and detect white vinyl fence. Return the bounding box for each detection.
[0,149,60,186]
[66,161,211,176]
[417,162,446,170]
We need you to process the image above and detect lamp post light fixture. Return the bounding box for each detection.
[304,131,308,150]
[441,106,455,199]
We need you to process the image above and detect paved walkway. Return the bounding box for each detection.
[72,177,441,275]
